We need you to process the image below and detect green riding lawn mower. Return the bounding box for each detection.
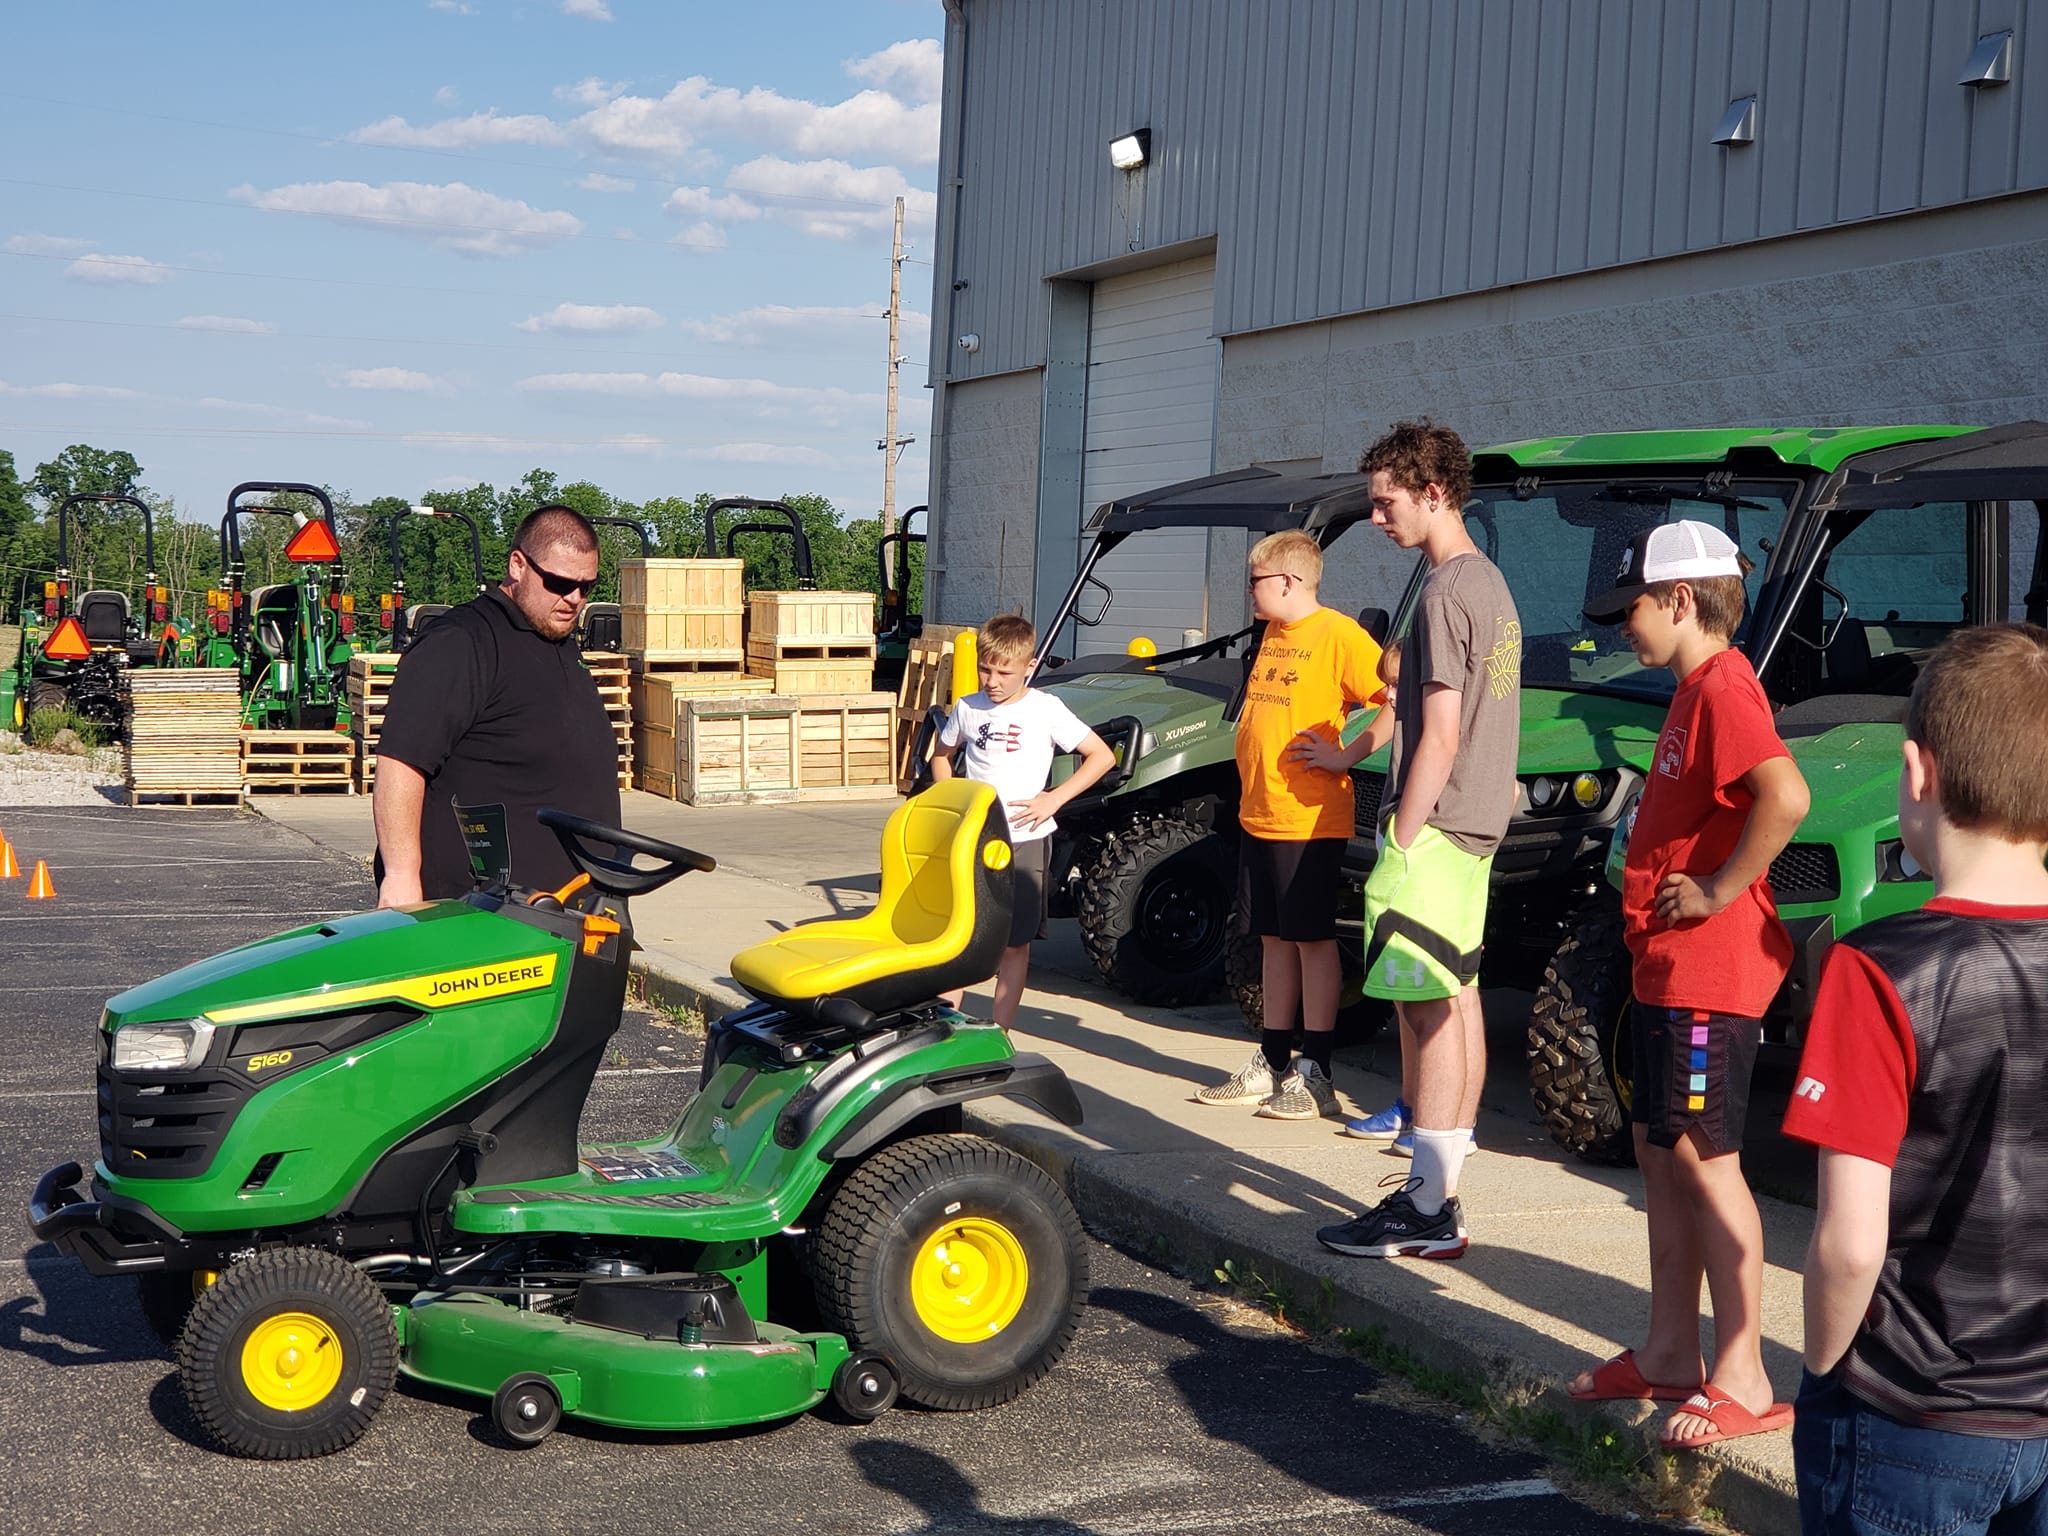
[199,481,357,730]
[31,777,1088,1457]
[5,492,190,736]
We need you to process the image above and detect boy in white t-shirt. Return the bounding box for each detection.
[933,613,1116,1027]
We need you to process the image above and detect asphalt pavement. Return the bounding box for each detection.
[0,806,1672,1536]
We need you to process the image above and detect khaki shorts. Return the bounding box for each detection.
[1359,817,1492,1002]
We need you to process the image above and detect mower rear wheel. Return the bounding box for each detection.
[176,1247,397,1460]
[811,1134,1087,1412]
[491,1372,563,1447]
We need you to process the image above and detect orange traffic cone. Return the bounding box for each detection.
[25,859,55,899]
[0,840,17,880]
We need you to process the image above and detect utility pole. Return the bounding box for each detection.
[878,195,914,590]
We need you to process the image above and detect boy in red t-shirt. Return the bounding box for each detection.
[1784,625,2048,1535]
[1566,521,1811,1450]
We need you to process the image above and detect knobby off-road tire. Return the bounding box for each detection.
[27,680,68,718]
[1076,815,1234,1006]
[1527,901,1637,1167]
[1224,926,1389,1044]
[176,1247,398,1459]
[811,1134,1087,1411]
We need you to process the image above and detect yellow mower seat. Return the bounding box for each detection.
[729,778,1016,1017]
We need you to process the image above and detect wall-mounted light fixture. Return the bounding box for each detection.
[1711,95,1758,146]
[1109,128,1151,171]
[1959,30,2014,87]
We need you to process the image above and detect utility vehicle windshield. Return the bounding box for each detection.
[1435,479,1792,701]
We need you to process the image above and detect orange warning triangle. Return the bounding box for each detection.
[25,859,55,899]
[0,840,17,880]
[43,615,91,661]
[284,518,341,563]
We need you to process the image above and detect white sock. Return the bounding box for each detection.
[1409,1127,1471,1217]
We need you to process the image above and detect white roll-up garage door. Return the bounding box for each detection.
[1078,255,1217,658]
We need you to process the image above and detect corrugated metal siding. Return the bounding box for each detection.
[936,0,2046,381]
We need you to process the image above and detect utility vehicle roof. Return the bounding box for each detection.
[1084,466,1375,536]
[1821,420,2048,509]
[1473,425,1975,480]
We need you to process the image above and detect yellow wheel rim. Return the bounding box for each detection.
[911,1217,1028,1343]
[240,1311,343,1412]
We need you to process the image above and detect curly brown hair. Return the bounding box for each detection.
[1360,419,1473,508]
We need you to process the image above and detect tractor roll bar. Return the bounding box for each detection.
[223,482,339,566]
[588,515,655,557]
[703,498,815,587]
[55,493,157,585]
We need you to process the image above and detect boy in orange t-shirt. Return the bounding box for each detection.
[1197,530,1383,1119]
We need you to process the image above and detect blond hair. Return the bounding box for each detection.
[1249,530,1322,586]
[1906,623,2048,842]
[978,611,1036,665]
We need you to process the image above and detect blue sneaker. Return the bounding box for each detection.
[1340,1097,1409,1142]
[1384,1127,1480,1159]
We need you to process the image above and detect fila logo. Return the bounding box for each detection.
[1617,547,1634,577]
[1382,954,1428,989]
[1794,1076,1826,1103]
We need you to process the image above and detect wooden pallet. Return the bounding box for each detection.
[797,692,898,799]
[581,650,635,787]
[347,652,401,784]
[128,789,245,808]
[243,730,356,794]
[893,625,973,791]
[124,668,245,801]
[745,635,876,696]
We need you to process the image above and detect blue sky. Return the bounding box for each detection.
[1,0,941,524]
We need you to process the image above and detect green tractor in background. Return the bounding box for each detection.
[5,491,190,736]
[372,503,487,654]
[873,504,927,695]
[200,481,357,731]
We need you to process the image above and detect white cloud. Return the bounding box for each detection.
[518,369,878,411]
[402,430,661,454]
[229,180,583,258]
[0,378,139,400]
[694,441,834,466]
[515,301,664,334]
[64,253,174,285]
[577,172,636,193]
[556,76,629,106]
[351,110,565,148]
[683,302,928,345]
[5,232,95,256]
[664,186,763,223]
[727,156,937,241]
[434,84,460,105]
[176,314,278,334]
[845,39,944,104]
[561,0,612,18]
[673,220,727,256]
[340,367,451,393]
[428,1,475,13]
[198,397,373,431]
[571,74,941,165]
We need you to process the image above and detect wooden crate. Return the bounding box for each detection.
[748,590,876,648]
[621,558,745,661]
[125,668,245,804]
[797,692,899,800]
[679,694,801,806]
[632,720,678,799]
[894,624,974,791]
[243,730,355,794]
[745,637,876,696]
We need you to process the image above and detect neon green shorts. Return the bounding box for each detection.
[1360,818,1493,1002]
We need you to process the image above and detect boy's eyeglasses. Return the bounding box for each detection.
[517,549,598,598]
[1247,573,1290,590]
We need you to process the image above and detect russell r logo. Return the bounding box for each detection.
[1794,1076,1826,1102]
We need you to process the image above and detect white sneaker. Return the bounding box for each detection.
[1195,1051,1282,1106]
[1255,1059,1342,1120]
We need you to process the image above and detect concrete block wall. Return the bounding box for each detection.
[926,368,1043,629]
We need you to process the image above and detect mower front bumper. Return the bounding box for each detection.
[29,1162,184,1276]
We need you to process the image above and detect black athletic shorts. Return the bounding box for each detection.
[1008,835,1053,947]
[1238,835,1345,943]
[1630,1003,1762,1155]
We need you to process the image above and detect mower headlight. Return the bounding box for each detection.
[111,1019,215,1072]
[1876,840,1928,884]
[1527,776,1556,809]
[1571,772,1605,808]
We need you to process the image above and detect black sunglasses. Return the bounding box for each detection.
[516,548,597,598]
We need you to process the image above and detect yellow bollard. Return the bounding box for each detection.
[950,629,979,703]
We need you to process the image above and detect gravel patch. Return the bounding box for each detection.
[0,734,126,806]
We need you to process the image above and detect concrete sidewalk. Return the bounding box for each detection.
[258,790,1804,1534]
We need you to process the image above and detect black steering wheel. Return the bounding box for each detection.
[537,809,716,897]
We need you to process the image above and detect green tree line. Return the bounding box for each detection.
[0,446,927,635]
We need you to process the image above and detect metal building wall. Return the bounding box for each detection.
[932,0,2045,384]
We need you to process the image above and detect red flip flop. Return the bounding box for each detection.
[1660,1385,1795,1448]
[1568,1348,1703,1404]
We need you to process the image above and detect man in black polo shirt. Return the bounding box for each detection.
[372,503,621,903]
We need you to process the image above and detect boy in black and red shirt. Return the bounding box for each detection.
[1566,521,1811,1450]
[1785,624,2048,1535]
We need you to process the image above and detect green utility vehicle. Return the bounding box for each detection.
[200,482,357,730]
[1517,421,2047,1163]
[5,492,188,734]
[31,778,1086,1456]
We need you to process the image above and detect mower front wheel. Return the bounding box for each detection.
[176,1247,397,1460]
[812,1134,1087,1412]
[491,1372,564,1447]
